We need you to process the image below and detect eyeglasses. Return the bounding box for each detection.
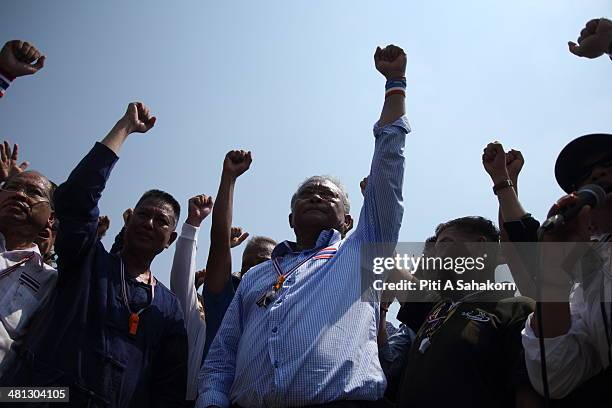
[0,184,50,204]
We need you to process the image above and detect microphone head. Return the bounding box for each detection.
[577,184,608,208]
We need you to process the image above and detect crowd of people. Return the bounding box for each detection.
[0,16,610,408]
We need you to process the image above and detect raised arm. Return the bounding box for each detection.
[0,40,45,98]
[205,150,251,294]
[352,45,410,244]
[54,102,155,270]
[171,195,213,317]
[482,142,537,297]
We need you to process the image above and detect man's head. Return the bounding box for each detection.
[0,170,55,246]
[432,216,500,281]
[555,134,612,235]
[241,236,277,275]
[122,189,180,258]
[289,176,353,238]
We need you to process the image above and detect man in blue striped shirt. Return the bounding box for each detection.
[197,44,410,408]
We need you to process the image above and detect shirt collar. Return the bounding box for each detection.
[272,229,342,258]
[0,231,43,259]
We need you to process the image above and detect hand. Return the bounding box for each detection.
[223,150,252,179]
[186,194,214,227]
[118,102,156,134]
[230,227,249,248]
[482,142,510,183]
[195,268,206,289]
[97,216,111,238]
[0,40,45,79]
[0,141,28,182]
[505,149,524,183]
[374,44,406,79]
[359,176,368,197]
[541,193,592,242]
[569,18,612,59]
[123,208,133,225]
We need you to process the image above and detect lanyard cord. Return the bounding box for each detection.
[0,252,36,280]
[120,259,155,317]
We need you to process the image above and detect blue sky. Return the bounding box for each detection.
[2,0,611,322]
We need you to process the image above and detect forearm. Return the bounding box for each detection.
[170,224,200,325]
[206,173,235,294]
[378,92,406,127]
[492,174,526,222]
[100,118,131,155]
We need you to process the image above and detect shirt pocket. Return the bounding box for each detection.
[0,280,39,338]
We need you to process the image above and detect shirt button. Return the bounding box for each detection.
[274,361,279,368]
[272,327,278,333]
[276,299,283,304]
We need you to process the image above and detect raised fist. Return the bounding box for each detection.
[0,40,45,79]
[482,142,510,182]
[195,268,207,290]
[223,150,252,179]
[360,176,368,197]
[0,141,28,182]
[569,18,612,59]
[374,45,407,79]
[97,215,111,239]
[120,102,156,134]
[505,149,524,182]
[186,194,214,227]
[230,227,249,248]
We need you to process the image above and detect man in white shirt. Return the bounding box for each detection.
[0,169,57,377]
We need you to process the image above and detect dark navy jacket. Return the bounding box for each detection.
[5,143,190,407]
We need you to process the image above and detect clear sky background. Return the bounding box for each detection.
[2,0,611,324]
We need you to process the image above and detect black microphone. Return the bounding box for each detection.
[540,184,608,232]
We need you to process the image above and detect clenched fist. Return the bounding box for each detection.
[223,150,252,179]
[482,142,510,183]
[374,45,406,79]
[569,18,612,59]
[505,149,524,182]
[230,227,249,248]
[0,40,45,79]
[119,102,157,134]
[186,194,214,227]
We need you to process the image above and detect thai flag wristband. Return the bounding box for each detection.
[0,70,12,98]
[385,77,406,98]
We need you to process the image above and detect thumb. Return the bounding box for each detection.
[237,232,250,244]
[568,41,583,56]
[32,55,45,71]
[19,161,29,171]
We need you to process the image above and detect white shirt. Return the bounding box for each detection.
[522,234,612,398]
[0,232,57,376]
[170,223,207,401]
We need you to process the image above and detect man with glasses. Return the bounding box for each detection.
[0,156,57,378]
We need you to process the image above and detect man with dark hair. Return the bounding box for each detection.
[197,44,410,407]
[5,102,189,407]
[0,142,57,378]
[394,216,535,408]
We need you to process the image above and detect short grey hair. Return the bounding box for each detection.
[290,175,350,214]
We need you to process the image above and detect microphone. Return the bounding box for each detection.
[540,184,608,232]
